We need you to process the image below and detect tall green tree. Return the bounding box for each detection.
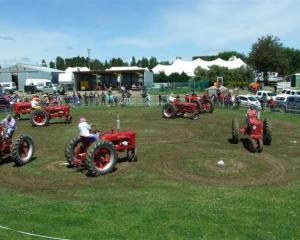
[55,56,65,70]
[283,47,300,74]
[49,61,55,69]
[249,35,288,83]
[130,56,137,66]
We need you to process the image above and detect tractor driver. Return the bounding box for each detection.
[169,93,176,103]
[31,96,41,110]
[1,114,17,139]
[78,118,99,143]
[246,104,258,126]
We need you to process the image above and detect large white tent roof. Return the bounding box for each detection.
[152,56,247,77]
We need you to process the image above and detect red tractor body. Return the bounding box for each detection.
[184,94,214,113]
[65,129,137,176]
[231,118,272,153]
[13,102,72,126]
[162,100,201,120]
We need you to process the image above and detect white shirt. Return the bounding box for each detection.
[2,118,16,129]
[78,122,91,137]
[169,96,176,102]
[31,99,39,108]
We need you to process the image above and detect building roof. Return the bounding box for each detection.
[105,66,150,72]
[152,57,247,77]
[0,63,64,73]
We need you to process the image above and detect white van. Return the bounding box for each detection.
[0,82,17,93]
[25,79,52,90]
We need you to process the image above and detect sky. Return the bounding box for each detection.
[0,0,300,67]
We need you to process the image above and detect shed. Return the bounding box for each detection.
[0,64,63,91]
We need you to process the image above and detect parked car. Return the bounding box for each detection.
[237,95,262,109]
[256,90,276,101]
[280,89,300,96]
[276,96,300,113]
[0,82,16,93]
[42,85,57,94]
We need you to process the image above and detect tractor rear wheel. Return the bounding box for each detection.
[31,109,49,127]
[257,139,263,153]
[263,119,272,145]
[248,139,258,153]
[12,133,35,166]
[86,140,117,176]
[127,148,138,162]
[162,103,176,118]
[231,119,239,144]
[202,99,214,113]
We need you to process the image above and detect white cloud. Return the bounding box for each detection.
[0,24,93,66]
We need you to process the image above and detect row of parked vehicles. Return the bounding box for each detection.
[236,88,300,112]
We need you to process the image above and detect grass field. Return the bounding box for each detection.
[0,106,299,240]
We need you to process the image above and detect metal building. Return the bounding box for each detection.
[0,64,63,91]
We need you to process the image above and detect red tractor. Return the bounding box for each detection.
[162,99,201,120]
[65,127,137,176]
[0,124,35,165]
[184,94,214,113]
[13,102,72,127]
[231,118,272,152]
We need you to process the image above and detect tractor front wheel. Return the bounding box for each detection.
[65,115,72,124]
[162,103,176,118]
[231,119,239,144]
[14,114,21,120]
[248,139,258,153]
[31,109,49,127]
[263,119,272,145]
[257,139,263,153]
[191,112,199,120]
[86,140,117,176]
[12,133,35,166]
[127,148,138,162]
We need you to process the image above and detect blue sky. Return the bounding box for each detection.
[0,0,300,67]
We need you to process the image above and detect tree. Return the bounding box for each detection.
[55,56,66,70]
[130,56,137,66]
[41,59,47,67]
[149,57,158,69]
[49,61,55,69]
[283,47,300,74]
[154,72,168,83]
[249,35,288,84]
[90,59,104,71]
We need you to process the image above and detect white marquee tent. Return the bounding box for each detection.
[152,56,247,77]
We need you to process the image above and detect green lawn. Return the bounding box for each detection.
[0,106,299,240]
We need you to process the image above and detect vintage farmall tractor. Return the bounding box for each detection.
[0,124,35,165]
[184,94,214,113]
[162,99,202,120]
[65,116,137,176]
[231,117,272,152]
[13,102,72,127]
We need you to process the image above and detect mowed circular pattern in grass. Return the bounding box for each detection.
[0,107,299,194]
